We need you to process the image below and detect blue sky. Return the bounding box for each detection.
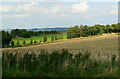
[1,1,118,29]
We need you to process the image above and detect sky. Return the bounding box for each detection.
[0,0,119,29]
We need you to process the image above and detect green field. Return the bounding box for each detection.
[10,33,67,45]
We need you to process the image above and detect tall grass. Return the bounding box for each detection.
[2,49,118,77]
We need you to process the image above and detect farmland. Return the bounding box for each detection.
[3,33,118,61]
[2,33,119,77]
[10,33,67,45]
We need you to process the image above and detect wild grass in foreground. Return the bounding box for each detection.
[2,49,118,77]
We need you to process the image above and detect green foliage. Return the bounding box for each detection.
[67,23,120,39]
[55,34,58,40]
[20,32,31,38]
[51,35,54,41]
[34,41,37,44]
[39,40,42,43]
[30,39,33,44]
[2,31,12,48]
[43,35,47,42]
[2,49,118,77]
[10,29,63,38]
[9,33,67,46]
[10,29,21,37]
[11,41,14,46]
[23,40,26,44]
[17,40,19,45]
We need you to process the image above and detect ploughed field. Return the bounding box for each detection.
[3,33,118,61]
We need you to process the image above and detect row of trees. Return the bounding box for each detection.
[10,29,62,38]
[2,23,120,47]
[2,29,64,47]
[67,23,120,39]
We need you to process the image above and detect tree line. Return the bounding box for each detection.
[67,23,120,39]
[2,23,120,48]
[2,32,63,48]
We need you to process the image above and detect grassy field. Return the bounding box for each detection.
[10,33,67,45]
[2,33,119,77]
[3,33,118,61]
[2,49,118,77]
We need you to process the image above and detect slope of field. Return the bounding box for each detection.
[3,33,118,60]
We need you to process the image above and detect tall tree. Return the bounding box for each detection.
[2,31,12,48]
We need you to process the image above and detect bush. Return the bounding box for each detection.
[34,41,37,44]
[43,35,47,42]
[11,41,14,46]
[51,35,54,41]
[30,40,33,44]
[39,40,42,43]
[23,40,26,44]
[55,35,58,40]
[17,40,19,45]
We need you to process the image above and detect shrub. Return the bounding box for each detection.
[23,40,26,44]
[11,41,14,46]
[34,41,37,44]
[17,40,19,45]
[30,39,33,44]
[51,35,54,41]
[43,35,47,42]
[55,34,58,40]
[39,39,42,42]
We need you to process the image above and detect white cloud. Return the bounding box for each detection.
[0,5,14,12]
[109,5,118,15]
[1,2,117,19]
[1,1,90,14]
[16,2,39,12]
[72,1,90,13]
[50,3,70,14]
[101,5,118,16]
[85,13,94,19]
[58,14,70,17]
[3,14,29,18]
[1,2,40,13]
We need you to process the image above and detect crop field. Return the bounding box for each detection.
[10,33,67,45]
[3,33,119,61]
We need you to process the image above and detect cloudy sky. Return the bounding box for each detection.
[0,0,119,29]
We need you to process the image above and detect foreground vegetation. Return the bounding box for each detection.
[2,49,118,77]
